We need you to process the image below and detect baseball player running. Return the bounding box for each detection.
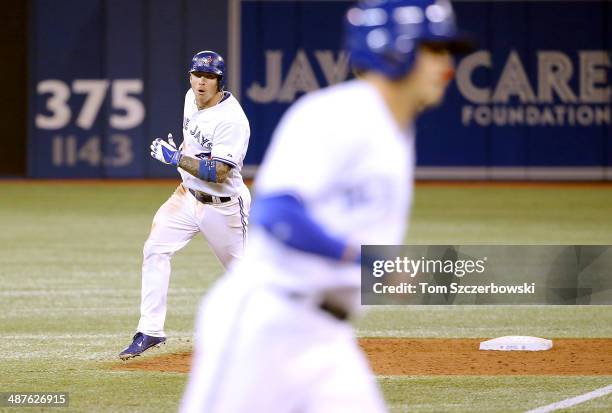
[180,0,471,411]
[119,50,251,360]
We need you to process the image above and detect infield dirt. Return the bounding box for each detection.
[113,338,612,375]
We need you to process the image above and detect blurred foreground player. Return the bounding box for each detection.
[181,1,471,411]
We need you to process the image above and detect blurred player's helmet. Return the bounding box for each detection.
[189,50,226,90]
[345,0,472,79]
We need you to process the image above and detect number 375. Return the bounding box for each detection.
[35,79,145,130]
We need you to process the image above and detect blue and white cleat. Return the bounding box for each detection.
[118,332,166,360]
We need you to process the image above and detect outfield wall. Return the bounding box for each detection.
[29,0,611,179]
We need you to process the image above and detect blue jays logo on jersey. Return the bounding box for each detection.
[202,139,213,151]
[184,116,212,150]
[341,178,392,210]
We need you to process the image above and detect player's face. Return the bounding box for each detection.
[190,72,220,109]
[409,44,455,108]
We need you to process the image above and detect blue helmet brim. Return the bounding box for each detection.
[420,33,475,54]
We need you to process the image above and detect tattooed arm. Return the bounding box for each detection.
[179,156,232,183]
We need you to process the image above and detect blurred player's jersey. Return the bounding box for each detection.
[237,79,415,300]
[180,89,250,197]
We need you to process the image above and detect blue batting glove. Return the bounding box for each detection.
[151,133,181,166]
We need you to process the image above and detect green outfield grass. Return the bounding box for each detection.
[1,181,611,412]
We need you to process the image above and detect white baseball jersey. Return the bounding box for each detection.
[180,89,250,197]
[243,78,415,297]
[134,89,252,339]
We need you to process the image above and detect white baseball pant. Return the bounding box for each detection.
[180,273,388,413]
[137,184,250,337]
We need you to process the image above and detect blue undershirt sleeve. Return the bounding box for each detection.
[250,194,350,261]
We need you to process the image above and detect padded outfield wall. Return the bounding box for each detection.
[29,0,611,179]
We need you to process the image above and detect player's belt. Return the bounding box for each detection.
[318,300,349,321]
[188,188,231,204]
[287,291,349,321]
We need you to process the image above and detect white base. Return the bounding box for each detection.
[479,336,553,351]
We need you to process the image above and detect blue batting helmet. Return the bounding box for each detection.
[345,0,472,79]
[189,50,226,90]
